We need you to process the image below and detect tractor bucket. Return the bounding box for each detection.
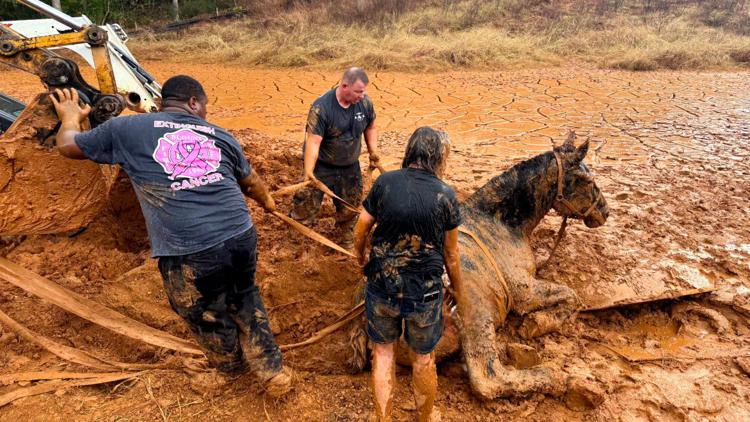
[0,93,117,235]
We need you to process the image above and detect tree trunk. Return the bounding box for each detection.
[172,0,180,21]
[51,0,62,10]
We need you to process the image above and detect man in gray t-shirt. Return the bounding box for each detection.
[290,67,380,248]
[50,76,291,397]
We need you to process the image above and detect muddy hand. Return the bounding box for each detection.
[49,88,91,125]
[303,171,317,183]
[262,195,277,213]
[368,153,385,173]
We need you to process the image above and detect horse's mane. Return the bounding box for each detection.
[464,151,556,228]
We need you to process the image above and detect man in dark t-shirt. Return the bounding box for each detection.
[290,67,380,247]
[353,127,464,422]
[49,76,291,397]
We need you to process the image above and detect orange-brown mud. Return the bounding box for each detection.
[1,63,749,420]
[0,93,119,236]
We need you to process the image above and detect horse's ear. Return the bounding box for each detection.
[573,138,590,163]
[563,130,576,147]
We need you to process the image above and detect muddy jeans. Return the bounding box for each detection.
[290,161,363,234]
[157,227,282,378]
[365,272,444,354]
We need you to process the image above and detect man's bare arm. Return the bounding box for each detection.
[49,88,90,160]
[353,209,376,266]
[239,171,276,212]
[303,132,323,181]
[363,122,380,169]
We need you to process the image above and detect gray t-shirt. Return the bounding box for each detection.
[74,111,253,257]
[305,89,376,166]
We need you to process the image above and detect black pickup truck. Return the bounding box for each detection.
[0,93,25,134]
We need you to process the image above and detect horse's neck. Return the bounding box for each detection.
[464,153,558,237]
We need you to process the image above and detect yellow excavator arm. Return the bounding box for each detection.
[0,25,117,91]
[0,23,123,125]
[0,0,160,236]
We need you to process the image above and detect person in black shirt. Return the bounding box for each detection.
[353,127,464,422]
[291,67,380,248]
[49,77,292,397]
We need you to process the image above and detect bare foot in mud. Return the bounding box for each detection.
[423,407,441,422]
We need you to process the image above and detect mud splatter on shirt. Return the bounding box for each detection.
[74,111,252,257]
[363,168,461,284]
[305,89,375,166]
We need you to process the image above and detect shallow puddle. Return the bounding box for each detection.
[614,319,697,360]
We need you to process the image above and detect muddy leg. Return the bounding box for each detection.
[158,258,244,372]
[231,283,282,381]
[412,352,437,422]
[513,276,580,339]
[226,229,283,382]
[347,283,369,372]
[336,211,358,249]
[372,342,396,422]
[457,280,564,399]
[332,162,363,249]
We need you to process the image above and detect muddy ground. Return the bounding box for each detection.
[1,63,749,421]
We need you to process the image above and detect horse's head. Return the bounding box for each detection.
[551,132,609,228]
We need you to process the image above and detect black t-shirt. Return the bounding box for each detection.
[306,89,376,166]
[74,112,252,257]
[363,168,462,278]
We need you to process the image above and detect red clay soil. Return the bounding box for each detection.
[0,63,749,420]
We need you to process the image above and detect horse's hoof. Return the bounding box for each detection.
[507,343,540,369]
[518,312,561,339]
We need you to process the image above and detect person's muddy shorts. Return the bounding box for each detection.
[364,275,444,354]
[290,161,363,226]
[158,227,283,380]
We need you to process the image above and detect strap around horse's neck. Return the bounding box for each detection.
[539,151,602,271]
[457,227,513,312]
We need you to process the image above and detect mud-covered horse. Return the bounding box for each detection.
[349,132,609,400]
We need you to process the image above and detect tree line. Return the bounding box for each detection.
[0,0,241,27]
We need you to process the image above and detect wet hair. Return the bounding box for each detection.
[161,75,207,103]
[401,126,450,175]
[342,67,369,85]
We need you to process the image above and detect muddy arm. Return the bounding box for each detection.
[443,228,463,297]
[303,132,323,181]
[353,209,375,267]
[49,88,90,160]
[239,172,276,212]
[363,121,381,168]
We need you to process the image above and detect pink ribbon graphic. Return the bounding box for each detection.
[153,129,221,180]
